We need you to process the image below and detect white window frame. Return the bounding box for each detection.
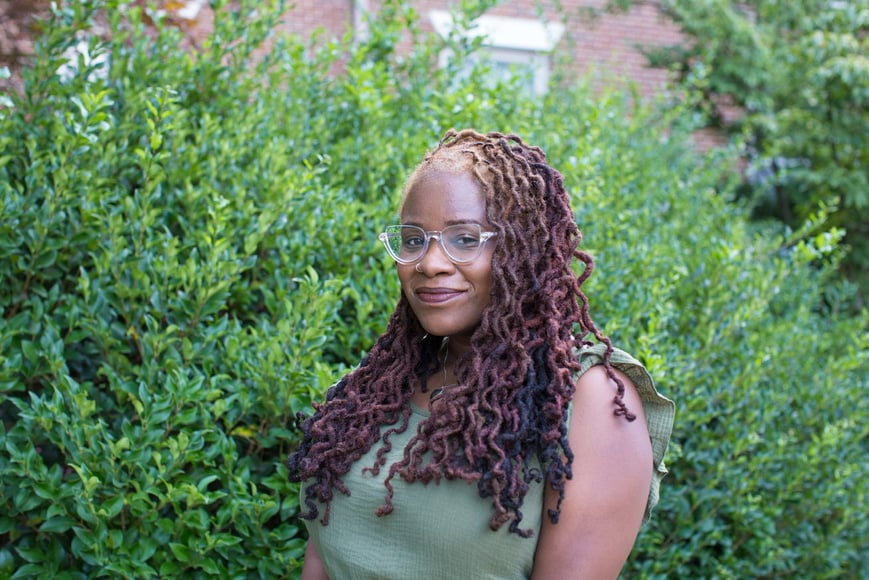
[429,10,565,97]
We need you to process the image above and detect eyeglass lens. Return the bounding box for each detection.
[383,224,486,264]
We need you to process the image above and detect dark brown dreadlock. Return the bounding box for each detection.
[288,129,634,537]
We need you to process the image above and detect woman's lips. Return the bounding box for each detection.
[415,288,464,304]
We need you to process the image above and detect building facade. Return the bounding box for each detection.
[3,1,683,97]
[273,0,687,100]
[1,1,724,147]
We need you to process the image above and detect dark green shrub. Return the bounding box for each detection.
[539,97,868,578]
[0,1,865,578]
[0,2,334,575]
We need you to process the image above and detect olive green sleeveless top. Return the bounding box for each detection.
[301,345,675,579]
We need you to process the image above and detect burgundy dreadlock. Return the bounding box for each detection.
[288,129,634,537]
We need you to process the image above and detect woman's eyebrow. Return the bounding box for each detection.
[399,219,484,227]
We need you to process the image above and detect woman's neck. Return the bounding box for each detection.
[441,334,472,360]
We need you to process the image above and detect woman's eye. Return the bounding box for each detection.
[452,235,479,247]
[403,236,425,248]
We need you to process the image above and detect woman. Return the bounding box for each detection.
[288,129,675,579]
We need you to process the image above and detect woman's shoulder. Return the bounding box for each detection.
[576,343,674,411]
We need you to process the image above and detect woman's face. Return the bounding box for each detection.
[397,170,494,343]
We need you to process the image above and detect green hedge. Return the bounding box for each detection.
[0,1,866,578]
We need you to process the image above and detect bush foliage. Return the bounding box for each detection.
[0,1,866,578]
[643,0,869,301]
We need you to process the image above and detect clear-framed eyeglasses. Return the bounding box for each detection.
[378,223,498,265]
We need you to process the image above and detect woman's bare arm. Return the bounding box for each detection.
[300,539,329,580]
[532,366,653,580]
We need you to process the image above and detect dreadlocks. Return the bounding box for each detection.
[288,129,634,537]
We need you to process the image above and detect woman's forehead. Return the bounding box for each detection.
[400,170,487,224]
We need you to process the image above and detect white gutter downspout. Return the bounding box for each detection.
[352,0,370,43]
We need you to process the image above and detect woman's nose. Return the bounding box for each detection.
[415,237,454,275]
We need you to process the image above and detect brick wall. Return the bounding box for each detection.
[271,0,728,149]
[0,0,49,92]
[276,0,352,40]
[560,0,685,96]
[274,0,687,100]
[1,1,685,99]
[0,0,728,150]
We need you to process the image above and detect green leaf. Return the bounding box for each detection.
[14,545,46,564]
[11,563,47,578]
[21,341,39,364]
[39,517,77,533]
[169,543,191,563]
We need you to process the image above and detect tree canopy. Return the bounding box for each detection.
[643,0,868,303]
